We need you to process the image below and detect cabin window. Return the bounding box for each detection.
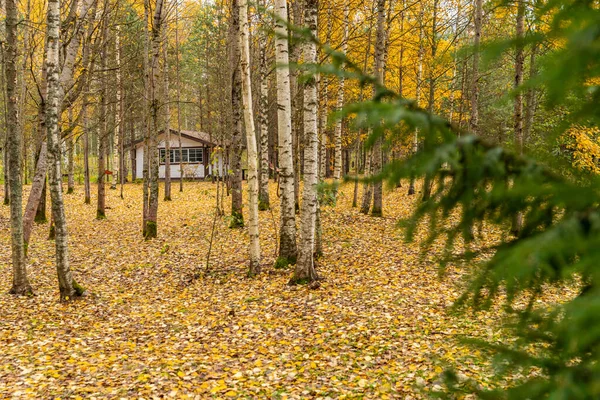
[160,148,204,164]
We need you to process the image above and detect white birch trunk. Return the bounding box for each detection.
[258,2,270,210]
[408,4,424,196]
[371,0,386,216]
[46,0,82,300]
[291,0,319,285]
[162,12,172,201]
[239,0,261,275]
[111,26,122,190]
[6,0,33,295]
[470,0,483,134]
[333,5,349,182]
[274,0,297,263]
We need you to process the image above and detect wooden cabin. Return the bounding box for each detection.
[133,129,224,180]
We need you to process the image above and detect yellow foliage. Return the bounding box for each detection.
[563,125,600,173]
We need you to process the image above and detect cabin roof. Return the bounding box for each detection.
[133,129,221,148]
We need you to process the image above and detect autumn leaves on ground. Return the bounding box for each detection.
[0,182,530,398]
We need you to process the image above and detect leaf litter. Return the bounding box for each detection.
[0,181,573,398]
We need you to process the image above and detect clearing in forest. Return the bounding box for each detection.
[0,182,570,398]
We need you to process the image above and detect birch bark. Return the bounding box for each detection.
[370,0,386,217]
[470,0,483,134]
[333,5,349,183]
[274,0,297,264]
[145,0,165,238]
[511,0,525,235]
[46,0,83,300]
[229,0,244,228]
[408,4,424,196]
[239,0,262,275]
[257,0,270,210]
[162,13,172,201]
[111,26,122,192]
[291,0,319,285]
[6,0,33,295]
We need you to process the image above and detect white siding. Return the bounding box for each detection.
[158,135,201,149]
[135,147,144,180]
[135,145,224,179]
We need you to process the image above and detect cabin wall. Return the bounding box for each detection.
[134,145,224,180]
[135,147,144,180]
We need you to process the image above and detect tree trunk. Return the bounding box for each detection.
[408,4,425,196]
[257,0,270,211]
[97,15,108,220]
[511,0,525,235]
[162,16,172,201]
[46,0,82,301]
[470,0,483,134]
[144,0,164,239]
[274,0,297,265]
[371,0,386,217]
[239,0,262,276]
[291,0,319,285]
[290,0,302,212]
[360,148,372,214]
[111,26,122,192]
[174,0,184,192]
[523,42,538,144]
[421,0,439,203]
[2,144,8,206]
[6,0,33,295]
[67,107,75,194]
[333,5,349,185]
[229,0,244,228]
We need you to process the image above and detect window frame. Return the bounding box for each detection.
[159,147,204,165]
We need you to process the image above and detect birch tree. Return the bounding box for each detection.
[333,5,349,185]
[290,0,319,285]
[274,0,297,266]
[370,0,386,217]
[239,0,261,275]
[111,26,122,193]
[162,9,172,202]
[144,0,165,238]
[470,0,483,134]
[407,4,425,196]
[511,0,525,235]
[21,0,95,235]
[229,0,244,228]
[6,0,33,295]
[97,13,108,219]
[257,0,270,211]
[46,0,84,300]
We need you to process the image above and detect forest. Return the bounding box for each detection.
[0,0,599,397]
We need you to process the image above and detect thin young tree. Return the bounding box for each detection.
[144,0,165,238]
[6,0,33,295]
[370,0,386,217]
[97,12,109,219]
[162,6,172,201]
[274,0,297,266]
[257,0,270,211]
[66,107,75,194]
[470,0,483,134]
[46,0,84,300]
[174,0,184,192]
[229,0,244,228]
[111,26,122,192]
[333,5,349,186]
[239,0,261,275]
[290,0,319,285]
[407,4,425,196]
[511,0,525,235]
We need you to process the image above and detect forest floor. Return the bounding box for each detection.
[0,181,574,399]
